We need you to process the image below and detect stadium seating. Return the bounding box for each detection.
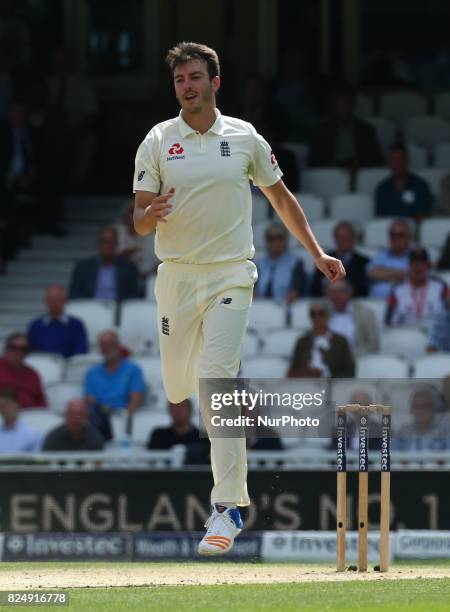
[290,299,313,329]
[119,300,159,356]
[413,355,450,378]
[241,332,261,359]
[241,355,289,378]
[355,94,375,117]
[434,143,450,168]
[25,353,65,386]
[404,116,450,150]
[365,116,397,152]
[301,168,350,203]
[407,143,428,170]
[420,218,450,249]
[363,218,403,248]
[262,327,306,358]
[45,382,83,414]
[329,194,374,223]
[309,219,338,250]
[355,168,390,197]
[434,92,450,119]
[248,300,287,333]
[64,353,102,384]
[65,300,116,348]
[130,412,171,445]
[379,92,427,124]
[252,192,270,224]
[416,168,448,198]
[293,193,325,222]
[354,298,387,332]
[356,354,410,378]
[133,355,165,397]
[20,410,62,434]
[330,379,380,407]
[380,327,428,360]
[145,274,157,301]
[280,142,309,170]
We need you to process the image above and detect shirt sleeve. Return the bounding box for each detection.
[84,369,96,399]
[133,129,162,194]
[366,250,386,272]
[248,127,283,187]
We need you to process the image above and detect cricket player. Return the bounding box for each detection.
[133,42,345,555]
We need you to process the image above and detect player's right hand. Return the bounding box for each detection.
[144,188,175,223]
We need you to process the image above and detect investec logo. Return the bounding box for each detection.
[167,143,185,161]
[336,415,345,472]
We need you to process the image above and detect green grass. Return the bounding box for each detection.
[1,563,450,611]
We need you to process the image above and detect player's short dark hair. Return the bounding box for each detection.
[166,42,220,80]
[5,332,29,350]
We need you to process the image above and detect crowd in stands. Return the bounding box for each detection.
[1,29,450,457]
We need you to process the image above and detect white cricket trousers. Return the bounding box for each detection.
[154,259,257,507]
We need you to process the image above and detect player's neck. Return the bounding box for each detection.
[181,106,218,135]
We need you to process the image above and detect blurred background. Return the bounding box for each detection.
[0,0,450,563]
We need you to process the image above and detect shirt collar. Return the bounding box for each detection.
[178,109,225,137]
[43,313,69,325]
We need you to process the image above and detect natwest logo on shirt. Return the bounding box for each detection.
[167,143,185,160]
[169,143,184,155]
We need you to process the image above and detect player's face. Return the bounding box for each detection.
[173,60,220,114]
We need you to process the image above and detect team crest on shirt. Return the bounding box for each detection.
[167,143,185,161]
[161,316,170,335]
[220,141,230,157]
[270,151,279,170]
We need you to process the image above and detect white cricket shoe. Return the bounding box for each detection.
[198,504,243,556]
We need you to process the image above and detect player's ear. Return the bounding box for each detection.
[212,75,220,94]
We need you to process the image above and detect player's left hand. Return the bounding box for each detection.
[314,254,346,283]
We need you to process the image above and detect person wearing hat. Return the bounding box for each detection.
[386,246,448,330]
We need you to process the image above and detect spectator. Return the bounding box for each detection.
[393,389,450,451]
[367,219,412,298]
[375,144,432,220]
[46,46,99,190]
[332,390,381,451]
[428,306,450,352]
[115,199,159,279]
[28,285,88,358]
[148,399,209,462]
[69,227,141,300]
[43,399,104,451]
[0,388,42,453]
[287,302,355,378]
[254,222,307,303]
[310,221,369,297]
[0,99,40,245]
[437,233,450,270]
[85,330,145,438]
[309,84,383,170]
[327,279,379,354]
[0,333,46,407]
[386,247,447,330]
[438,173,450,216]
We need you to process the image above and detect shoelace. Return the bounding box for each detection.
[204,511,234,533]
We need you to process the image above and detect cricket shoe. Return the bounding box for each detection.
[198,504,243,556]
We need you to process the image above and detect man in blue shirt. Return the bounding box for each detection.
[85,330,145,415]
[367,219,412,298]
[28,285,88,358]
[254,222,306,303]
[375,144,432,220]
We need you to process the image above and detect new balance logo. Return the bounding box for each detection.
[137,170,145,181]
[162,316,170,335]
[220,141,230,157]
[221,297,232,304]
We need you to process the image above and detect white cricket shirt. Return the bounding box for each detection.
[133,110,283,264]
